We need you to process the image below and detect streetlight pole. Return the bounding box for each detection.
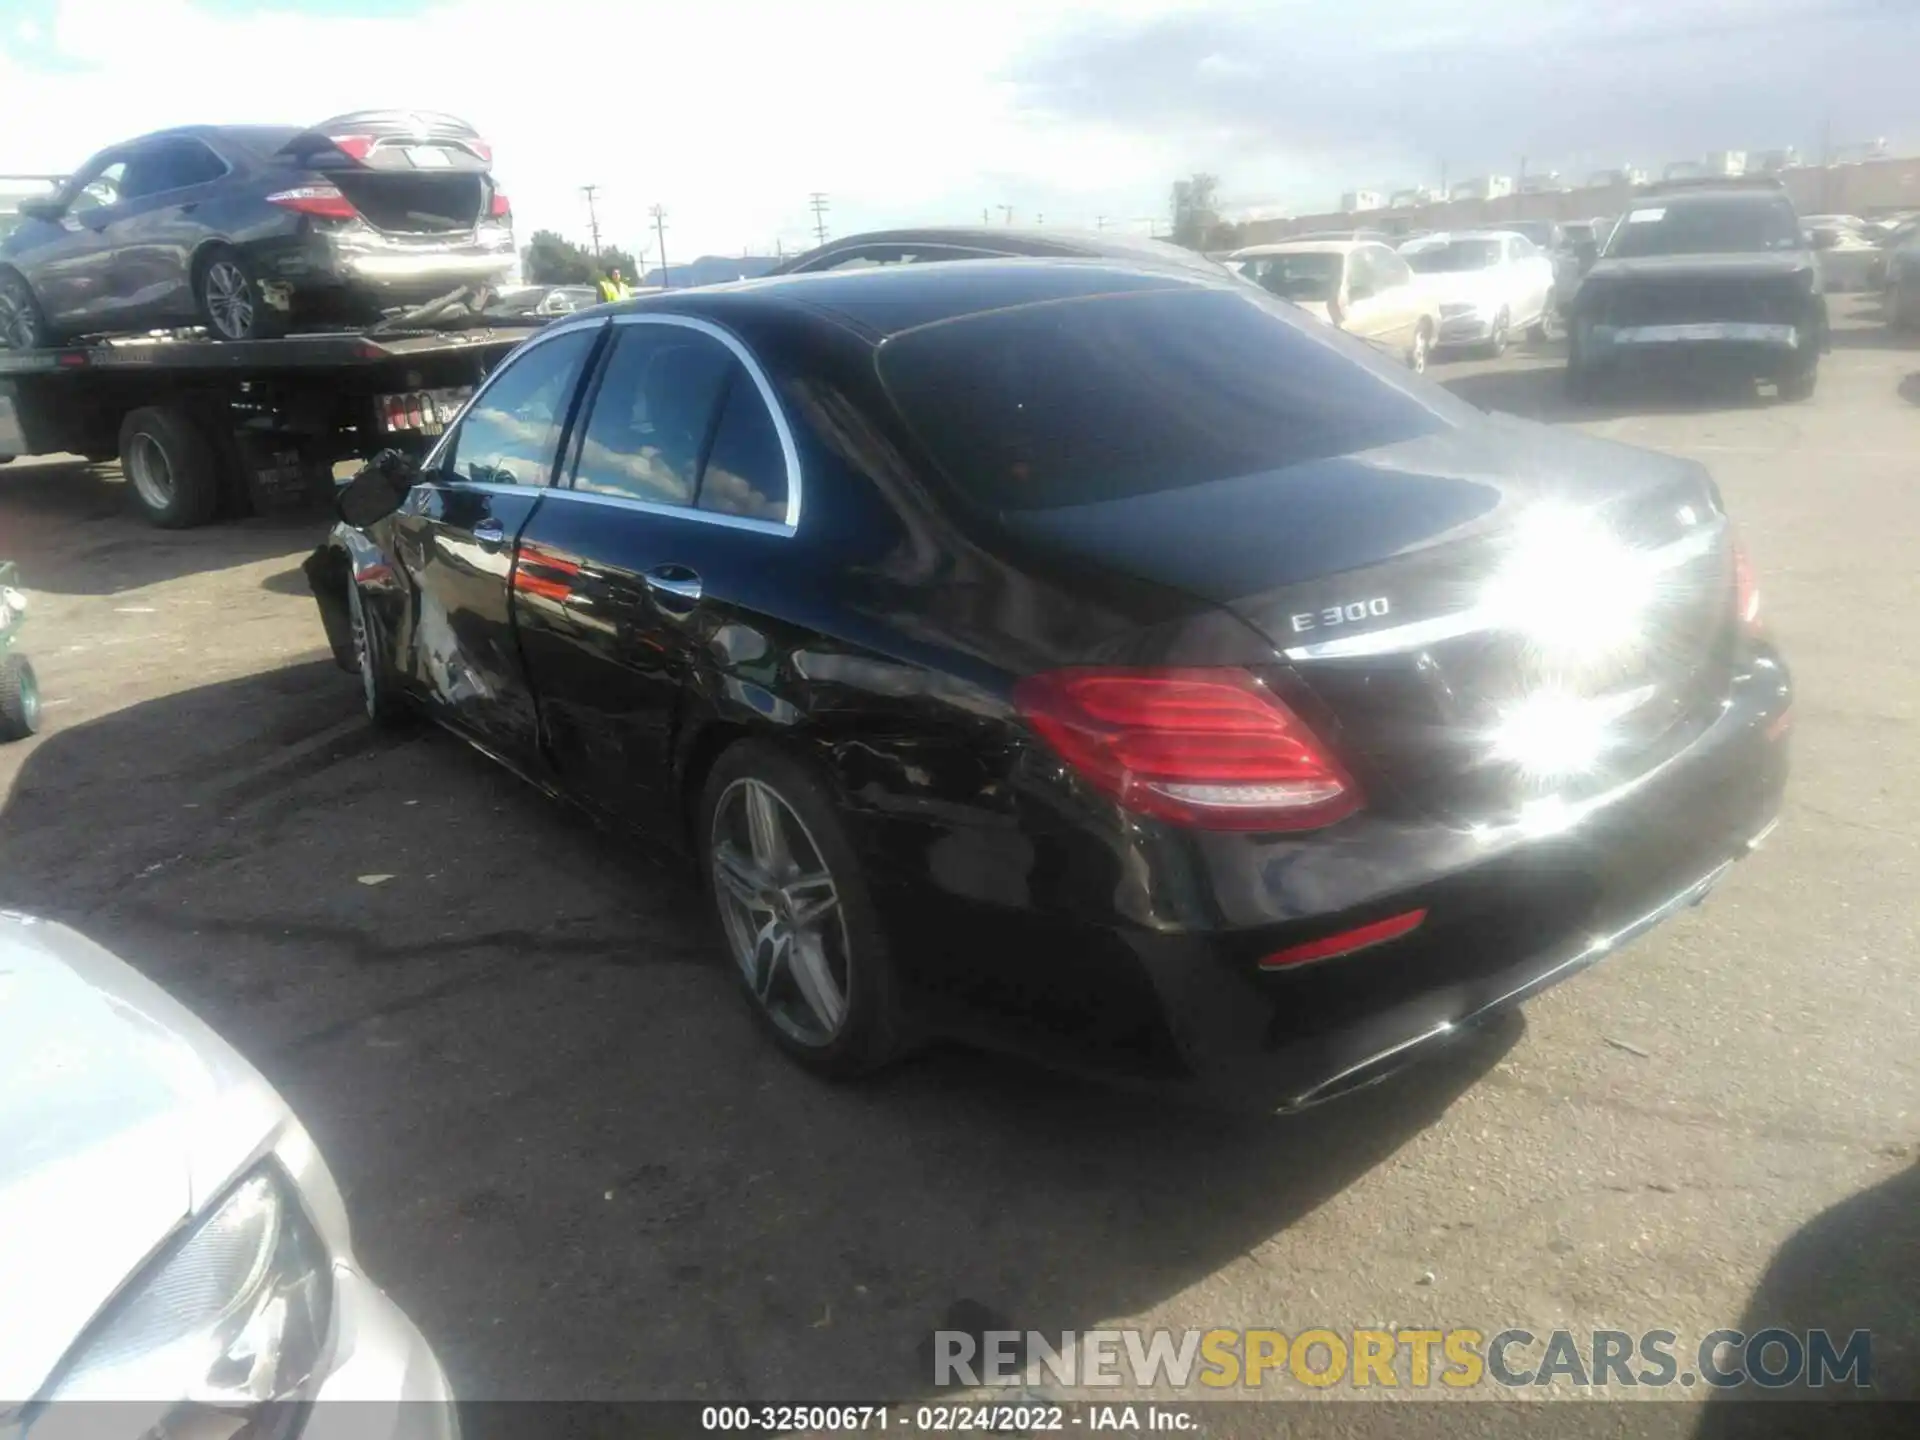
[650,205,669,288]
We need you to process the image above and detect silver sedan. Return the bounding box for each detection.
[0,910,455,1438]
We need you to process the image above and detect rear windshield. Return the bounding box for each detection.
[877,287,1450,512]
[1403,240,1501,273]
[1607,197,1802,257]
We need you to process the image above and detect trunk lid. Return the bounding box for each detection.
[1001,417,1738,824]
[279,110,496,236]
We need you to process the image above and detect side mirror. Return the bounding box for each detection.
[335,449,418,528]
[15,196,61,223]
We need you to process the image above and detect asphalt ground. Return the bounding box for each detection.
[1,297,1914,1423]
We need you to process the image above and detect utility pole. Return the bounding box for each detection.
[580,184,603,257]
[981,207,990,225]
[998,204,1014,225]
[1095,214,1108,230]
[809,192,830,246]
[650,204,669,288]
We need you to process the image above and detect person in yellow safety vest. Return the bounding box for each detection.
[597,267,634,303]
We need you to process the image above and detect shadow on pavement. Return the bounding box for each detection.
[1442,364,1772,426]
[1695,1161,1917,1436]
[0,662,1519,1403]
[0,455,325,596]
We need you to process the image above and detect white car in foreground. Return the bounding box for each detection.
[1399,231,1557,355]
[0,911,455,1440]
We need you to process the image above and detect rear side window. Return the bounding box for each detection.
[570,325,732,506]
[880,287,1451,512]
[444,328,596,487]
[697,374,789,522]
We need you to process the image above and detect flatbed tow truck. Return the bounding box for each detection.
[0,296,545,527]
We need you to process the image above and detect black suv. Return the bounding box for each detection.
[1564,179,1829,401]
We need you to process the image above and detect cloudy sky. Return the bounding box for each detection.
[0,0,1911,262]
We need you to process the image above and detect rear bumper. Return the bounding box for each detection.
[260,226,517,308]
[875,645,1793,1112]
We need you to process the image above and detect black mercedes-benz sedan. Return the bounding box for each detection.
[307,259,1793,1111]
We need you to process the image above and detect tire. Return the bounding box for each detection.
[346,576,409,726]
[1482,308,1511,358]
[1891,283,1918,333]
[1778,362,1818,403]
[1527,296,1554,342]
[0,268,48,351]
[698,740,905,1078]
[118,406,225,528]
[194,247,286,341]
[0,653,41,741]
[1406,319,1433,375]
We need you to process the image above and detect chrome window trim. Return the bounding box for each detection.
[562,312,801,535]
[422,312,803,539]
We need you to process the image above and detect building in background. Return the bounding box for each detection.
[1340,190,1383,213]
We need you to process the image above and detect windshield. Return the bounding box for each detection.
[1403,240,1501,273]
[1606,197,1803,257]
[878,287,1452,512]
[1237,252,1343,303]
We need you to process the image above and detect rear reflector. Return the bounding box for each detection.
[267,184,358,221]
[1259,908,1428,969]
[1013,667,1360,831]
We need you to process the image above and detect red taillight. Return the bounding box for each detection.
[327,134,376,162]
[267,184,358,221]
[1259,908,1428,969]
[1013,667,1360,831]
[488,190,511,220]
[1731,528,1761,629]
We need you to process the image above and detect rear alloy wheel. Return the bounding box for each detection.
[1407,320,1433,374]
[347,577,408,726]
[195,249,285,341]
[0,269,48,351]
[700,743,904,1077]
[0,653,41,741]
[1484,308,1511,358]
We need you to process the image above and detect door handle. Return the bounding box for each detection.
[471,518,506,549]
[643,565,703,608]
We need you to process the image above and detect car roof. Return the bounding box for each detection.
[596,257,1214,342]
[1231,240,1366,257]
[774,226,1228,277]
[1402,231,1518,244]
[105,125,302,159]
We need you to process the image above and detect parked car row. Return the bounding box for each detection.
[0,111,515,347]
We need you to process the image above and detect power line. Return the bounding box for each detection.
[650,204,669,288]
[809,192,830,246]
[580,184,603,257]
